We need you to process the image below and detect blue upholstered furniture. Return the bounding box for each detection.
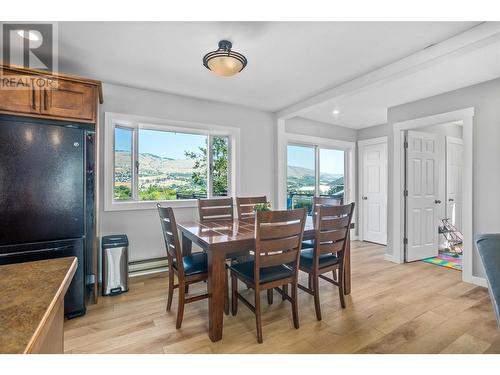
[475,234,500,326]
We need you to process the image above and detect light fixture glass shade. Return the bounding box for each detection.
[207,56,244,77]
[203,40,247,77]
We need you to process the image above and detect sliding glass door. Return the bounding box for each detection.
[286,144,345,215]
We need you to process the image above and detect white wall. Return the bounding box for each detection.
[99,83,275,262]
[286,117,357,142]
[386,77,500,278]
[357,123,389,140]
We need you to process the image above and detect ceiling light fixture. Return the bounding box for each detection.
[332,109,340,115]
[203,40,247,77]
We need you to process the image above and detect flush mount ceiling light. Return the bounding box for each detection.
[203,40,247,77]
[332,109,340,115]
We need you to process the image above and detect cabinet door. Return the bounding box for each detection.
[41,79,96,121]
[0,73,40,115]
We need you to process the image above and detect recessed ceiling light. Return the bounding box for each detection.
[17,30,40,42]
[203,40,247,77]
[332,109,340,115]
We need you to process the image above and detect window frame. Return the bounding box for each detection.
[104,112,239,211]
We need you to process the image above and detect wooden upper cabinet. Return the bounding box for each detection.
[0,65,102,123]
[41,80,96,121]
[0,71,40,115]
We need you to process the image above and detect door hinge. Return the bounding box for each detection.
[135,161,140,173]
[403,237,408,245]
[404,141,409,149]
[403,190,408,197]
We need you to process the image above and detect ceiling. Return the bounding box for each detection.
[55,21,481,115]
[301,37,500,128]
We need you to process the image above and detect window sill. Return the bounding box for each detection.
[104,199,199,212]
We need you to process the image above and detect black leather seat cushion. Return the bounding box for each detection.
[476,234,500,326]
[301,240,314,249]
[230,261,293,284]
[300,248,339,270]
[173,252,208,276]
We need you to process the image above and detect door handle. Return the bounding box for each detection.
[31,88,36,109]
[362,196,368,200]
[43,89,48,110]
[448,198,454,202]
[435,200,442,204]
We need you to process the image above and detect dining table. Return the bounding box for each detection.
[177,216,354,342]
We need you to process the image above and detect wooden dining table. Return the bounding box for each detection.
[177,216,354,342]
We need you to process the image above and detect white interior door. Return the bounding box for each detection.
[360,141,387,245]
[406,130,440,261]
[446,136,464,232]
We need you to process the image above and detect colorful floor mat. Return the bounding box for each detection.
[421,251,462,271]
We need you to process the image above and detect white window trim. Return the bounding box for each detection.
[277,131,356,212]
[104,112,240,211]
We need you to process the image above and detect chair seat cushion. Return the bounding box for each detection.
[174,252,208,276]
[301,240,314,249]
[230,261,293,284]
[300,248,339,270]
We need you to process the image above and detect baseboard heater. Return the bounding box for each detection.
[129,257,168,277]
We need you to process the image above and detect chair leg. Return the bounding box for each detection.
[176,281,186,329]
[308,274,312,290]
[332,269,337,282]
[224,269,229,315]
[282,284,288,301]
[338,266,346,309]
[231,273,238,316]
[291,281,299,329]
[255,288,263,343]
[312,273,322,321]
[185,284,189,294]
[267,289,273,305]
[167,267,174,312]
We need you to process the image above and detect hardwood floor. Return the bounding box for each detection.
[64,241,500,354]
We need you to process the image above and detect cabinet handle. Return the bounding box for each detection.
[43,89,48,110]
[31,88,36,109]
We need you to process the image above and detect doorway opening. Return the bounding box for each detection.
[402,122,464,271]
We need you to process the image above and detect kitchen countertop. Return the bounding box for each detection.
[0,257,77,354]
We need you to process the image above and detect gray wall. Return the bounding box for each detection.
[286,117,358,142]
[387,77,500,277]
[99,83,276,262]
[356,123,389,140]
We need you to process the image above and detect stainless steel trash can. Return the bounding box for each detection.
[102,234,129,296]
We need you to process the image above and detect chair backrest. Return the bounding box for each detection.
[236,196,267,220]
[254,208,307,280]
[314,202,355,262]
[313,196,343,217]
[157,204,184,273]
[198,197,234,221]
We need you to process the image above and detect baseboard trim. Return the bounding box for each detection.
[469,275,488,288]
[384,253,401,264]
[129,257,168,278]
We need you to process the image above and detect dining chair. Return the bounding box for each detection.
[198,197,234,221]
[157,204,228,329]
[236,196,267,220]
[230,208,307,343]
[298,202,355,321]
[302,196,344,249]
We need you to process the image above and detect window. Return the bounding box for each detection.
[286,144,345,215]
[105,113,237,211]
[287,145,315,215]
[137,129,209,200]
[114,127,133,200]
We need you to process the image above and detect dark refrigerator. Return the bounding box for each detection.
[0,115,95,318]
